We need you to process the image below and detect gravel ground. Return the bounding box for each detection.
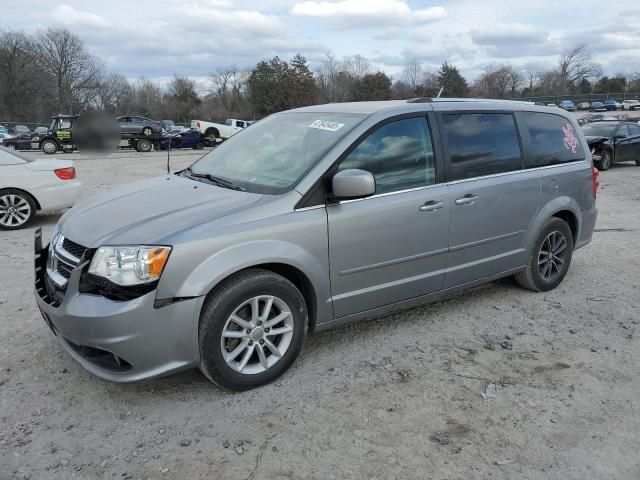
[1,149,639,480]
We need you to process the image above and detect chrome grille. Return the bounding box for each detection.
[47,233,86,287]
[61,238,87,259]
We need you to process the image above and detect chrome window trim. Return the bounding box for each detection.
[444,159,588,186]
[294,159,588,209]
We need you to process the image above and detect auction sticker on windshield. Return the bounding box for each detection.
[308,120,345,132]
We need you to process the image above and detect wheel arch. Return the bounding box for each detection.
[201,262,319,332]
[204,127,220,138]
[0,186,41,210]
[525,197,582,250]
[162,240,331,332]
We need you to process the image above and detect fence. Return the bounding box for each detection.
[512,92,640,105]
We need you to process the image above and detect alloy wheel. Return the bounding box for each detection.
[0,194,31,228]
[538,231,568,282]
[220,295,294,374]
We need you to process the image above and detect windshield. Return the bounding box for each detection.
[581,123,616,137]
[189,112,365,194]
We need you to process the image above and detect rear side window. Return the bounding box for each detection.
[442,113,522,180]
[628,124,640,136]
[519,112,585,168]
[339,116,435,194]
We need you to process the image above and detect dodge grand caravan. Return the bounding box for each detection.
[34,99,598,390]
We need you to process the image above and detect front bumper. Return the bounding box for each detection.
[34,231,203,382]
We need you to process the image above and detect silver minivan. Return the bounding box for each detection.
[35,99,598,390]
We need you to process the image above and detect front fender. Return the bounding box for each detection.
[165,239,333,324]
[523,196,583,251]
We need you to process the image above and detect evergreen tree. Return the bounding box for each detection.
[438,62,468,97]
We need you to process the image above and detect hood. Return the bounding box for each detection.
[59,175,263,247]
[584,135,609,145]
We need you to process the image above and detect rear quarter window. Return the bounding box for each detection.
[442,113,522,181]
[518,112,585,168]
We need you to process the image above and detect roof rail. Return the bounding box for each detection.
[406,97,433,103]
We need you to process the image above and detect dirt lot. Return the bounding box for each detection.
[1,149,639,480]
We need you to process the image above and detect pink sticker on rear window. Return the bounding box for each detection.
[562,123,578,154]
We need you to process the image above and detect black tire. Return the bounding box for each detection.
[635,159,640,166]
[136,138,152,152]
[204,128,219,140]
[0,188,37,230]
[596,150,612,171]
[4,143,16,150]
[195,142,204,150]
[41,139,58,155]
[515,217,574,292]
[142,127,153,136]
[199,269,308,391]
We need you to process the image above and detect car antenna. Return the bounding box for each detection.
[166,129,171,174]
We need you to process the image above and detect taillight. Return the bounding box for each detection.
[592,166,599,199]
[54,167,76,180]
[196,121,200,128]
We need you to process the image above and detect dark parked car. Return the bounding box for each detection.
[159,130,209,150]
[603,99,620,111]
[11,125,30,134]
[582,121,640,170]
[117,116,161,136]
[559,100,575,111]
[2,132,36,150]
[590,102,606,112]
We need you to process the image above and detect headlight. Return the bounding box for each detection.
[88,246,171,286]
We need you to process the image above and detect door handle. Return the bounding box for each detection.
[455,194,479,205]
[419,200,445,212]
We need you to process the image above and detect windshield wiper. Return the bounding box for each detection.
[184,167,245,191]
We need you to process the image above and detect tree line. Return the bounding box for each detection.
[2,28,640,124]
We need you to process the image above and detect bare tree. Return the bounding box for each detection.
[36,27,102,113]
[522,63,542,92]
[0,31,48,120]
[401,58,422,94]
[558,44,602,85]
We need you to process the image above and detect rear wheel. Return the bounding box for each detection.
[5,143,16,150]
[515,217,574,292]
[194,142,204,150]
[199,269,307,391]
[136,138,153,152]
[41,139,58,155]
[142,127,153,136]
[0,189,36,230]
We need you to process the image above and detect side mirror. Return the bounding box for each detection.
[332,169,375,200]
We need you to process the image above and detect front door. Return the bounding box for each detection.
[327,115,450,318]
[439,112,540,287]
[614,125,634,162]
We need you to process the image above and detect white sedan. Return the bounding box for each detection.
[0,147,82,230]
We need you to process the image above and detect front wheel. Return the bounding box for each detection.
[199,269,307,391]
[515,217,574,292]
[596,150,612,171]
[142,127,153,136]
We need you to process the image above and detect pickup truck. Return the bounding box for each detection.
[190,118,251,140]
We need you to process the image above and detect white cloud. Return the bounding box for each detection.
[291,0,447,27]
[471,23,548,46]
[51,4,110,29]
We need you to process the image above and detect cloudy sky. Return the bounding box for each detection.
[2,0,640,83]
